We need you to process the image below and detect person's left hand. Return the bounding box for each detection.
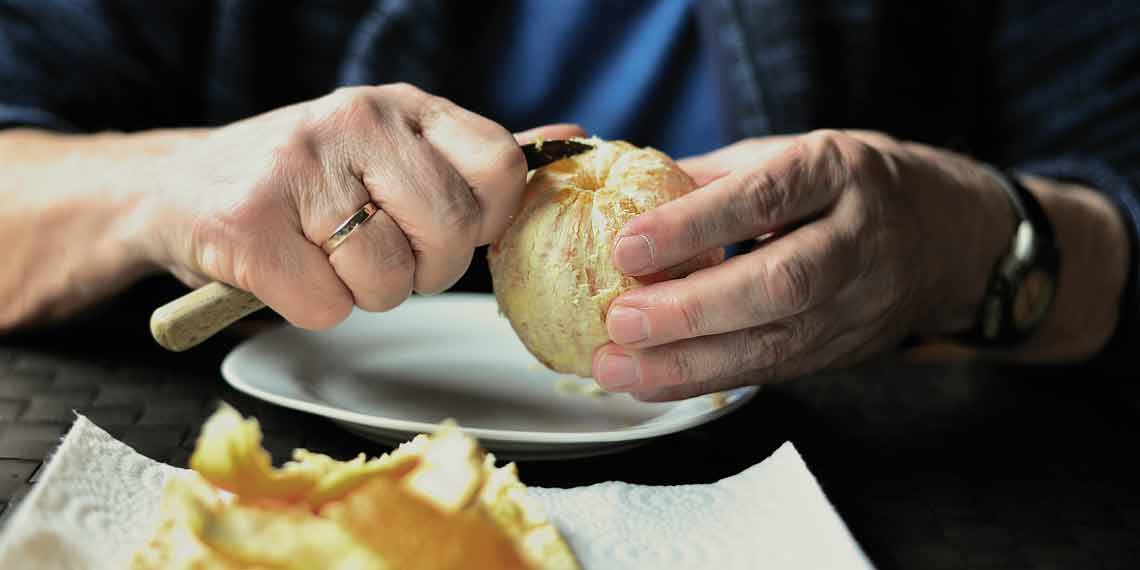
[591,129,1015,400]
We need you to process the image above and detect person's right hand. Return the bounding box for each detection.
[132,83,583,329]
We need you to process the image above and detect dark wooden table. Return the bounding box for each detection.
[1,291,1138,569]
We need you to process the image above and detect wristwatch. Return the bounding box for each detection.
[959,167,1061,346]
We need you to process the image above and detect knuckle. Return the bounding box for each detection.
[436,180,482,235]
[665,349,698,385]
[492,139,528,181]
[383,81,423,97]
[803,128,848,150]
[404,175,482,246]
[313,296,354,329]
[671,292,707,337]
[193,236,229,283]
[373,83,448,135]
[772,254,816,312]
[412,94,459,134]
[311,90,384,154]
[658,209,702,255]
[798,129,844,166]
[329,87,377,117]
[415,250,474,295]
[842,197,877,254]
[644,346,696,387]
[354,241,415,312]
[739,166,788,223]
[228,246,268,301]
[189,211,249,283]
[838,139,881,177]
[373,82,428,108]
[801,129,861,186]
[279,124,323,168]
[745,322,797,369]
[377,237,416,274]
[807,129,892,185]
[325,86,360,108]
[358,280,411,313]
[340,93,386,128]
[845,129,899,149]
[781,315,814,354]
[753,252,816,315]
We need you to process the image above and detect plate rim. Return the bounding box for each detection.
[220,294,758,445]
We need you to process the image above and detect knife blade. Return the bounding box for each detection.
[521,139,594,170]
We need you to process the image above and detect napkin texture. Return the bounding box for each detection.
[0,416,872,570]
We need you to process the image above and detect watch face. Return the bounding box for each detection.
[1013,268,1055,331]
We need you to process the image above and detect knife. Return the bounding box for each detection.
[150,140,594,352]
[521,139,593,170]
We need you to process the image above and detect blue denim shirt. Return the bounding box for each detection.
[465,0,730,159]
[2,0,1138,360]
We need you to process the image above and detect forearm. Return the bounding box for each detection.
[0,128,198,330]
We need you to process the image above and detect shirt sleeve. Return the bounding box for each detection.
[988,0,1140,363]
[0,0,210,132]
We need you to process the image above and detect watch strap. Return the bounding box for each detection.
[960,168,1060,346]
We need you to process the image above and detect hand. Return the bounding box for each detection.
[592,129,1016,400]
[133,83,583,328]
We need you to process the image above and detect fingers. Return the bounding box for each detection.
[606,218,857,348]
[175,85,564,328]
[169,266,211,289]
[280,131,416,311]
[387,84,530,246]
[628,371,761,403]
[629,326,868,401]
[225,229,354,331]
[513,123,588,145]
[328,205,415,312]
[614,129,862,276]
[676,136,793,187]
[331,83,545,293]
[296,87,582,305]
[367,139,478,294]
[592,311,837,393]
[320,85,479,294]
[181,146,355,329]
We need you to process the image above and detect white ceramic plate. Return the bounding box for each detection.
[221,294,758,459]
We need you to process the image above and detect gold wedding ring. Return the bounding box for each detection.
[322,202,379,255]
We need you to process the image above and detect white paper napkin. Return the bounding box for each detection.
[0,416,872,570]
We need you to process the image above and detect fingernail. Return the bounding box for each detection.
[613,235,654,274]
[607,305,649,344]
[596,353,640,390]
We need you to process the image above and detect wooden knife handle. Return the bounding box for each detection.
[150,281,266,351]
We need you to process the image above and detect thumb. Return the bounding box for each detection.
[513,123,588,144]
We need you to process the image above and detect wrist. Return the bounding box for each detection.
[908,146,1017,337]
[111,129,209,274]
[913,159,1130,360]
[1014,177,1129,359]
